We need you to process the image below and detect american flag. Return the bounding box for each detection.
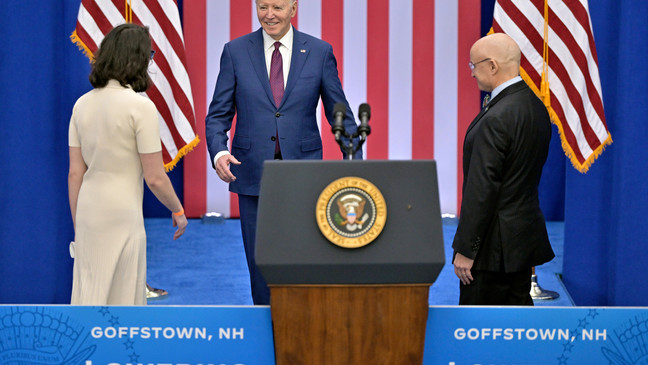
[182,0,484,218]
[492,0,612,173]
[71,0,199,171]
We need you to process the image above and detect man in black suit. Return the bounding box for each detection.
[452,33,555,305]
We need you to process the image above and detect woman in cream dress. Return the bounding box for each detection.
[68,24,187,305]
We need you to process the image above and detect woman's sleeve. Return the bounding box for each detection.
[134,98,162,154]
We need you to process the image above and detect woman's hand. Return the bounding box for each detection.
[172,213,188,240]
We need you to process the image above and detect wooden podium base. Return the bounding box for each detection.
[270,285,430,365]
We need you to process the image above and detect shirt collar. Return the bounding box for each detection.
[262,25,294,52]
[490,76,522,101]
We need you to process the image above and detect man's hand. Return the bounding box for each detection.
[453,252,475,285]
[215,154,241,183]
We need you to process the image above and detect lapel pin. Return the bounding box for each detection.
[300,49,306,53]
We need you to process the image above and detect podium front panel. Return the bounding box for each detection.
[256,160,445,285]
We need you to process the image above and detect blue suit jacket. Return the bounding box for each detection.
[206,28,361,196]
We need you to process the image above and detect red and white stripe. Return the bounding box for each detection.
[183,0,482,218]
[493,0,611,172]
[72,0,199,170]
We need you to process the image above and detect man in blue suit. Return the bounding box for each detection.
[205,0,361,305]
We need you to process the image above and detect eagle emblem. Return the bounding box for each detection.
[316,177,387,248]
[335,194,369,231]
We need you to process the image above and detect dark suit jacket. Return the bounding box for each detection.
[452,80,555,273]
[205,27,360,196]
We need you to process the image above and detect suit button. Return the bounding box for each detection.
[275,112,281,117]
[271,136,277,141]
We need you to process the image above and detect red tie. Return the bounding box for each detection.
[270,42,283,156]
[270,42,284,107]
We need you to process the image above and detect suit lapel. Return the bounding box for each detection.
[247,29,276,106]
[465,105,489,136]
[280,30,309,108]
[465,81,527,136]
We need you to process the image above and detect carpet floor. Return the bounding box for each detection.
[144,218,572,306]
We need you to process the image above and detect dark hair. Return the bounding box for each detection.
[89,23,152,92]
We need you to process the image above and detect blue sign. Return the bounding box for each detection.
[0,306,274,365]
[423,307,648,364]
[2,305,647,364]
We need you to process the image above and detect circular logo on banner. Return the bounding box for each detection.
[316,177,387,248]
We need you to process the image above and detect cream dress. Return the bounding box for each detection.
[69,79,161,305]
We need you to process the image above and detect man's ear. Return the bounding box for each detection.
[489,59,499,75]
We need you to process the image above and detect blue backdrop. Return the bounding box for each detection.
[0,0,645,305]
[562,1,648,305]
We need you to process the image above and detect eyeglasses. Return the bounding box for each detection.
[150,50,156,60]
[468,58,491,71]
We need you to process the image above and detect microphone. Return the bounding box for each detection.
[357,103,371,140]
[332,103,346,141]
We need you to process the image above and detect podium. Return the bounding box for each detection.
[256,160,445,364]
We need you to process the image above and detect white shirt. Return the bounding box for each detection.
[490,76,523,101]
[214,27,295,165]
[262,26,293,88]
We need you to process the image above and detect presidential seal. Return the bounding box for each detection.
[316,177,387,248]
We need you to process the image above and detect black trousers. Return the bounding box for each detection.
[459,267,533,306]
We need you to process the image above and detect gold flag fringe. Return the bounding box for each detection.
[70,30,94,61]
[520,68,612,174]
[164,135,200,172]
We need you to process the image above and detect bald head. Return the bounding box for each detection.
[470,33,521,91]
